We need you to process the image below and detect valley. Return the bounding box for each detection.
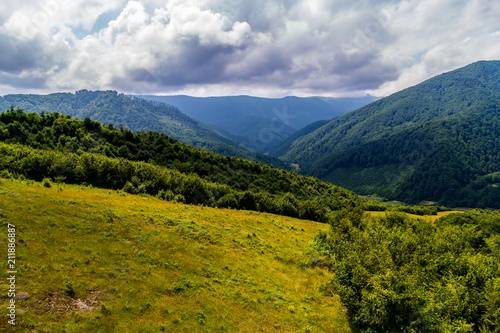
[0,61,499,332]
[138,95,376,154]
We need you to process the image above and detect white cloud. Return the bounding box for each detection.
[2,0,124,40]
[369,0,500,96]
[50,0,254,91]
[166,4,251,46]
[0,0,499,97]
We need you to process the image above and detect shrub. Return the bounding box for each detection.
[122,181,134,194]
[216,193,240,209]
[314,210,500,332]
[100,304,111,316]
[364,201,388,211]
[0,169,13,179]
[173,194,185,204]
[42,178,52,188]
[158,189,175,201]
[65,281,75,297]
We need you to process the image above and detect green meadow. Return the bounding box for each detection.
[0,178,350,332]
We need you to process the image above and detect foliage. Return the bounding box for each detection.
[280,60,500,208]
[0,90,287,167]
[271,119,330,157]
[314,209,500,332]
[0,109,362,222]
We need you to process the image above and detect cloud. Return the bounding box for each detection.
[51,1,254,92]
[369,0,500,96]
[0,0,499,97]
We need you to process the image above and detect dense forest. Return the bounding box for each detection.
[0,90,286,168]
[0,108,361,222]
[280,61,500,208]
[271,119,331,158]
[314,208,500,332]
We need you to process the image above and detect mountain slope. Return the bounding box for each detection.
[138,95,376,153]
[280,60,500,207]
[0,177,350,332]
[271,119,330,158]
[0,91,286,167]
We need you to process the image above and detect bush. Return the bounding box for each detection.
[158,189,175,201]
[42,178,52,188]
[216,193,240,209]
[122,181,134,194]
[364,201,388,211]
[277,193,299,217]
[0,169,13,179]
[65,281,75,298]
[299,200,328,221]
[314,209,500,332]
[173,194,185,204]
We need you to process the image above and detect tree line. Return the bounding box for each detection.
[0,108,362,222]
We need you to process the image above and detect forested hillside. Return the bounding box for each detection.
[0,108,361,223]
[139,95,375,153]
[0,90,285,167]
[271,119,330,158]
[280,61,500,208]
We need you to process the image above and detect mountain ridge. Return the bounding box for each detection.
[0,90,287,168]
[279,60,500,207]
[138,94,376,153]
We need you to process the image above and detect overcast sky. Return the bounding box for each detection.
[0,0,499,97]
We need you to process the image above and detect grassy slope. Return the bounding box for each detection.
[0,178,350,332]
[366,210,463,222]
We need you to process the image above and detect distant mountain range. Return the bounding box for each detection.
[279,60,500,208]
[0,90,287,168]
[137,95,376,153]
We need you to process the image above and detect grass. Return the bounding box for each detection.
[0,178,350,332]
[366,210,463,222]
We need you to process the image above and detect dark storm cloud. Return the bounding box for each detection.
[0,37,39,73]
[0,71,47,89]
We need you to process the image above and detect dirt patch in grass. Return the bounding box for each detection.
[26,289,103,315]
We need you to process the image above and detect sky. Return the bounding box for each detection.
[0,0,499,98]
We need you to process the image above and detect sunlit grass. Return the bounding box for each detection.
[366,210,464,222]
[0,178,350,332]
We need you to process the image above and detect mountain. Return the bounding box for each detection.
[271,119,330,159]
[2,110,497,332]
[279,60,500,208]
[0,90,286,167]
[137,95,376,153]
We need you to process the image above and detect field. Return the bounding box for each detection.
[0,178,350,332]
[366,210,463,222]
